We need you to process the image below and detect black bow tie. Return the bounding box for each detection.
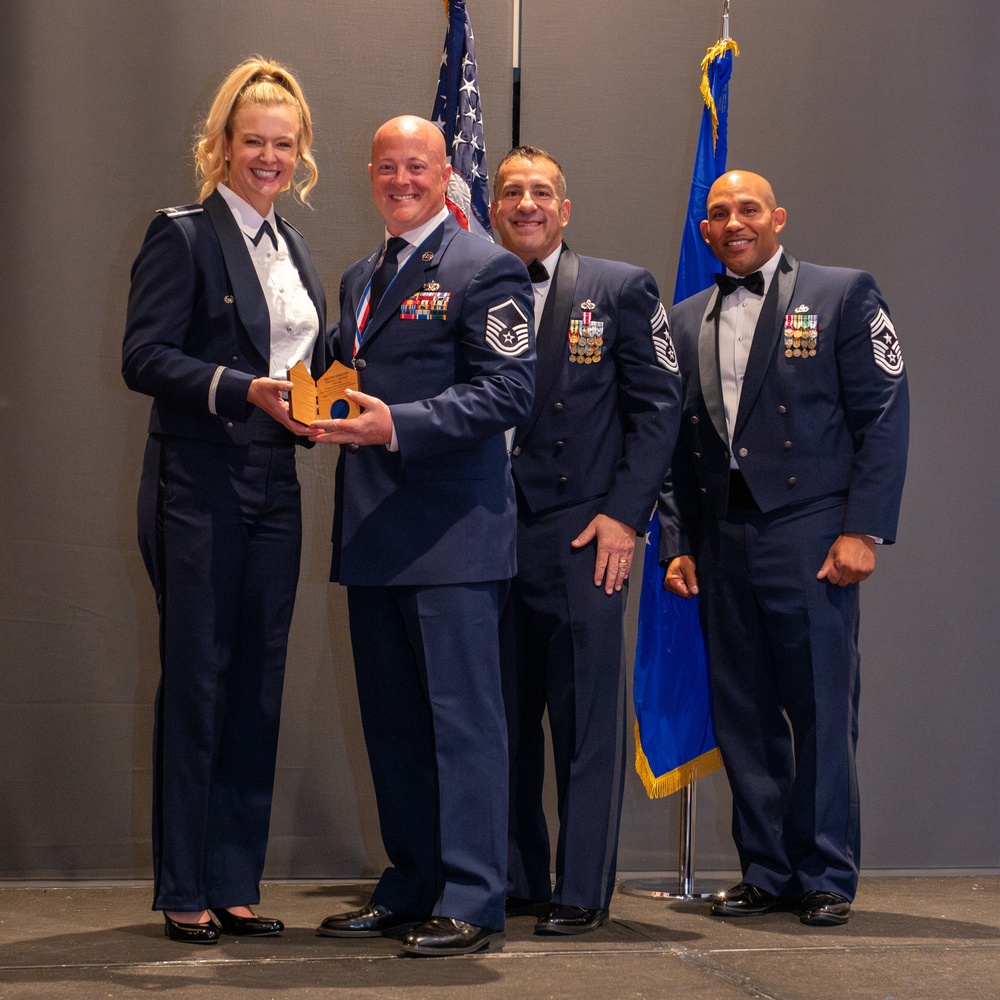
[251,220,277,248]
[527,258,549,283]
[715,271,764,296]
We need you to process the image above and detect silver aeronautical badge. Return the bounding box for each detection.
[581,299,597,311]
[422,281,440,292]
[794,304,810,313]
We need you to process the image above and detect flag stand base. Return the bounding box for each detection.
[618,782,727,901]
[618,876,724,901]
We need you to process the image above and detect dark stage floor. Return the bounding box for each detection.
[0,876,996,998]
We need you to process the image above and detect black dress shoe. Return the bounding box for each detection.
[163,913,219,944]
[316,902,422,938]
[210,908,284,936]
[799,891,851,926]
[711,882,779,917]
[534,904,609,935]
[400,917,505,956]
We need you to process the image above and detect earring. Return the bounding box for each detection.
[225,155,230,161]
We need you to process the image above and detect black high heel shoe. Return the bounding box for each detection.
[163,912,220,944]
[210,907,284,936]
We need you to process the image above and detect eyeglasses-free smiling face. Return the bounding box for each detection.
[701,170,787,276]
[369,116,452,236]
[490,155,571,265]
[224,103,300,217]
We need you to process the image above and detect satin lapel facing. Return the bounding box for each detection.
[516,245,578,443]
[203,191,271,366]
[734,253,798,437]
[698,290,729,448]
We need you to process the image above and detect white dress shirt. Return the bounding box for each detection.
[717,246,783,462]
[217,184,319,379]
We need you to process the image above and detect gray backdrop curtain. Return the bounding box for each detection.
[1,0,997,880]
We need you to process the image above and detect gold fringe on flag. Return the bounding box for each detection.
[634,719,723,799]
[700,37,740,150]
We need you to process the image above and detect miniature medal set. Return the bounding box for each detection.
[785,305,818,358]
[568,299,604,363]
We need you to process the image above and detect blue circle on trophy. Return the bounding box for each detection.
[329,399,350,420]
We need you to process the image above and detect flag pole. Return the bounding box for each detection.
[512,0,522,145]
[620,0,738,903]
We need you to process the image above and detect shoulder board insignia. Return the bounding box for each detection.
[157,204,204,218]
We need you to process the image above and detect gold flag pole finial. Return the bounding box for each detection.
[701,0,739,149]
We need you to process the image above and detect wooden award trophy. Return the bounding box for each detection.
[288,360,361,424]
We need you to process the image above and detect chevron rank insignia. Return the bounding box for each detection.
[869,307,904,376]
[485,298,530,356]
[650,301,679,373]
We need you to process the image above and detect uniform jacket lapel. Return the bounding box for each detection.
[698,290,729,447]
[734,252,798,437]
[203,190,271,365]
[516,243,578,443]
[356,218,458,354]
[278,217,328,377]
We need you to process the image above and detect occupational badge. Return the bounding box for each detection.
[485,298,530,356]
[650,301,679,373]
[869,307,904,376]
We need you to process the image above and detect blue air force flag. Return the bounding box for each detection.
[633,37,740,797]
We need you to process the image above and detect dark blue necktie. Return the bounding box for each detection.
[369,237,409,313]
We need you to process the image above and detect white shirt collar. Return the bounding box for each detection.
[386,206,451,250]
[537,244,563,283]
[217,183,278,241]
[725,245,783,293]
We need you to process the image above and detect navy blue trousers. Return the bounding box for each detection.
[138,436,301,911]
[500,497,628,910]
[698,497,862,901]
[348,581,509,931]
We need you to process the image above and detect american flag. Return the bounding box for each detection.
[431,0,494,241]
